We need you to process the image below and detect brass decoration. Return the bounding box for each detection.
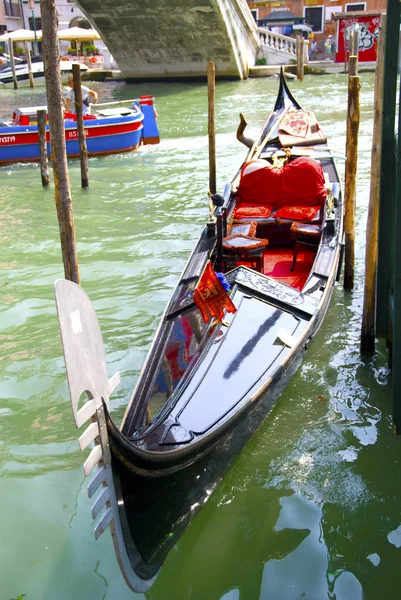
[207,191,216,223]
[271,148,291,169]
[326,188,335,215]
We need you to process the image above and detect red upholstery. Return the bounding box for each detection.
[274,205,320,221]
[234,203,272,220]
[236,157,327,208]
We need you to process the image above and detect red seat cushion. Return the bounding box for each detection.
[274,206,320,221]
[234,204,272,220]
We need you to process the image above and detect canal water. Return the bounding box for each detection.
[1,73,400,600]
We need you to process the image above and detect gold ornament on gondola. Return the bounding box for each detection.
[271,148,291,168]
[326,188,335,215]
[207,190,216,223]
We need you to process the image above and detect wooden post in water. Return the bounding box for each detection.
[296,36,304,81]
[300,39,305,81]
[207,61,216,196]
[361,14,386,353]
[40,0,80,284]
[37,109,50,186]
[343,56,361,290]
[24,41,34,88]
[348,29,359,78]
[72,63,89,189]
[8,38,18,90]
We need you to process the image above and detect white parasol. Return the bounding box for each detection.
[0,28,43,43]
[57,27,101,57]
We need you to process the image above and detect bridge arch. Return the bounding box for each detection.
[74,0,261,79]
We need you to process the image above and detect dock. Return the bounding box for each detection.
[249,61,376,78]
[82,61,377,84]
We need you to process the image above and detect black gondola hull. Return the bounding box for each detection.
[108,348,306,581]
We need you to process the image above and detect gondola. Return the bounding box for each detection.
[55,70,343,592]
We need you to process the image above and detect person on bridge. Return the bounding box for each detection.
[64,76,98,116]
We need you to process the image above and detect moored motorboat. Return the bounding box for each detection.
[55,70,343,592]
[0,57,88,86]
[0,95,159,165]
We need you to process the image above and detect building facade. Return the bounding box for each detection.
[1,1,96,37]
[247,0,386,56]
[0,2,6,36]
[0,1,113,67]
[2,1,24,33]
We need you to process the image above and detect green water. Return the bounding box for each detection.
[1,74,400,600]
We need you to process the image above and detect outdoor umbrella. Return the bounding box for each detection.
[57,27,101,41]
[57,27,101,58]
[0,28,43,42]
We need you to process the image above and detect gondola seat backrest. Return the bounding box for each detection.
[235,156,327,209]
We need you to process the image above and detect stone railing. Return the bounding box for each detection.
[257,27,297,58]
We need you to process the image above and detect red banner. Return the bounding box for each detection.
[336,15,380,63]
[194,262,236,323]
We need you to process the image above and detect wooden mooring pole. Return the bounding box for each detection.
[343,35,361,291]
[40,0,80,285]
[24,41,34,88]
[8,38,18,90]
[360,14,386,353]
[296,36,304,81]
[72,63,89,189]
[207,61,216,195]
[348,28,359,78]
[37,109,50,186]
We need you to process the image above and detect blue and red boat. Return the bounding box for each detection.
[0,95,159,165]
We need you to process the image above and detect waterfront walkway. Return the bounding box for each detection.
[83,60,377,83]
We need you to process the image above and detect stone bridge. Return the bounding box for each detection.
[74,0,261,80]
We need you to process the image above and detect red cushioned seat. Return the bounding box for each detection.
[274,205,320,221]
[234,204,272,220]
[222,234,269,272]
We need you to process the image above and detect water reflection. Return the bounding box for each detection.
[224,309,281,378]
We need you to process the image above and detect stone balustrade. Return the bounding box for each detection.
[257,27,297,57]
[256,27,310,65]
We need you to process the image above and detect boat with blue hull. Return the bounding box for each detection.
[55,71,343,592]
[0,95,159,165]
